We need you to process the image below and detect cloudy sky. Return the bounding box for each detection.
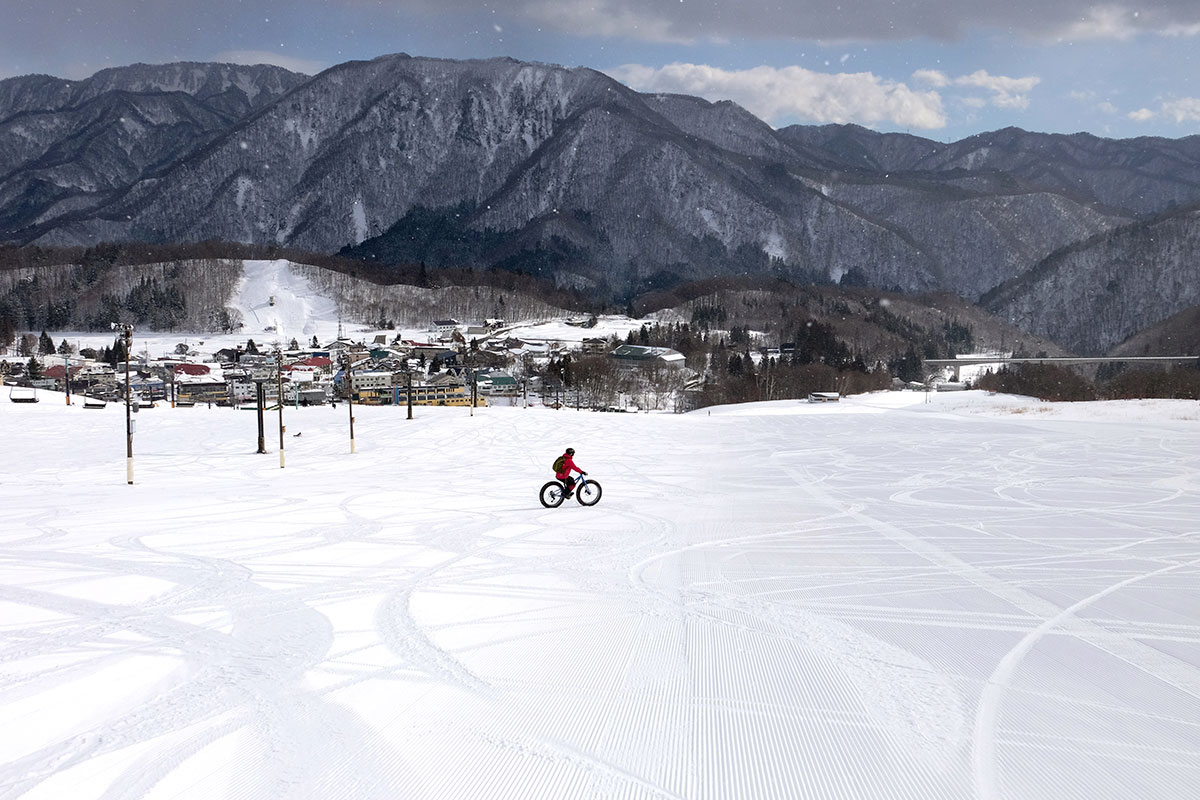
[5,0,1200,142]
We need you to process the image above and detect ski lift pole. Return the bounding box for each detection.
[344,355,356,453]
[277,351,285,468]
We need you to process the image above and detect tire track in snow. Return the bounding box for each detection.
[774,433,1200,800]
[972,557,1200,800]
[0,529,426,800]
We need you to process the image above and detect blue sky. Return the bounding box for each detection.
[5,0,1200,142]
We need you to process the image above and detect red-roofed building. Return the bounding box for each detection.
[292,356,333,373]
[174,363,212,376]
[41,364,81,381]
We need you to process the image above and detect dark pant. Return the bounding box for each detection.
[561,475,576,494]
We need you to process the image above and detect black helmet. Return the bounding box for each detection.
[565,447,575,455]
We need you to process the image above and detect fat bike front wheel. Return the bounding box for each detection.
[539,481,566,508]
[575,480,602,506]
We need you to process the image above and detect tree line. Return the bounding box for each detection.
[975,362,1200,401]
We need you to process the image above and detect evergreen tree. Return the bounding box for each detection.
[26,357,41,379]
[891,346,924,383]
[0,314,15,349]
[38,330,55,355]
[109,337,127,367]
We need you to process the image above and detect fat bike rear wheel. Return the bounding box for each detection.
[575,480,602,506]
[539,481,566,508]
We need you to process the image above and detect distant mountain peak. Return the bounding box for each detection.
[3,54,1200,354]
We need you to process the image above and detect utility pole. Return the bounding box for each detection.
[255,380,266,454]
[113,324,134,484]
[344,355,356,453]
[277,352,285,468]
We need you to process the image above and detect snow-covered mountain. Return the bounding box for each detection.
[982,206,1200,354]
[0,62,305,241]
[4,55,1200,352]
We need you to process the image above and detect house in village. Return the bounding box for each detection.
[610,344,686,369]
[119,373,167,401]
[348,366,483,407]
[346,369,395,404]
[290,355,334,375]
[580,337,611,356]
[173,362,228,404]
[474,369,519,397]
[177,375,229,404]
[40,363,84,393]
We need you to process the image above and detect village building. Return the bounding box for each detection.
[291,356,334,374]
[580,337,611,356]
[474,370,519,396]
[176,375,229,404]
[610,344,687,368]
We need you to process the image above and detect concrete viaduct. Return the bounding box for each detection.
[924,355,1199,382]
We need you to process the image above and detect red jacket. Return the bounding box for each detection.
[556,452,580,480]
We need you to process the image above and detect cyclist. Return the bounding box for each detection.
[554,447,586,498]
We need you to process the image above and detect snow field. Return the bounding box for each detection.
[1,391,1199,799]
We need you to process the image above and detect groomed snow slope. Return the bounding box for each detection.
[229,259,340,341]
[2,391,1199,799]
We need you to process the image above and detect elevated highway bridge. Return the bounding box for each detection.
[924,355,1199,381]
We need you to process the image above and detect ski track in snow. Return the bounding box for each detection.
[1,394,1199,799]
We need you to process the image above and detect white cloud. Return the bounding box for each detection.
[1097,101,1119,114]
[955,70,1040,108]
[914,68,1039,109]
[609,62,947,129]
[1162,21,1200,36]
[1161,97,1200,122]
[912,69,950,88]
[1124,98,1200,123]
[213,50,325,75]
[524,0,694,44]
[1058,5,1141,41]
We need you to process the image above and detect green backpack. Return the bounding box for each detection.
[552,455,566,473]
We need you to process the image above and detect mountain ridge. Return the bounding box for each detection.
[3,54,1199,353]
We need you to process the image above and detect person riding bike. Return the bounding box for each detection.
[554,447,586,499]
